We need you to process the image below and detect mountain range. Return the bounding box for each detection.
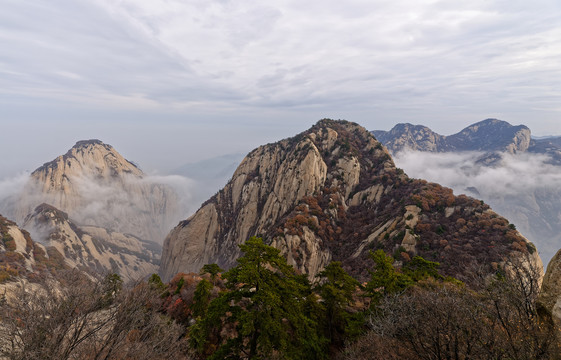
[3,118,561,358]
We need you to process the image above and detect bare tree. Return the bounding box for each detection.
[341,255,560,360]
[0,270,191,360]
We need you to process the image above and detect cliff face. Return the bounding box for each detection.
[13,140,178,243]
[161,120,540,284]
[22,204,160,282]
[538,249,561,327]
[373,119,531,155]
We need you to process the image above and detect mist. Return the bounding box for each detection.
[394,150,561,265]
[0,173,30,219]
[0,171,203,245]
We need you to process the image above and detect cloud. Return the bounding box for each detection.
[394,151,561,197]
[1,0,560,129]
[0,173,30,221]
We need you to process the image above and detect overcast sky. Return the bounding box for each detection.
[1,0,560,177]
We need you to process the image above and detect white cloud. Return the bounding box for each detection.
[2,0,560,121]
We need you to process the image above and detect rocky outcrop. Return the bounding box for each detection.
[12,140,178,243]
[22,204,160,282]
[161,119,539,285]
[0,214,68,285]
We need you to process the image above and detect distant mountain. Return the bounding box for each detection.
[161,119,540,286]
[372,119,561,264]
[373,118,561,161]
[10,139,179,243]
[372,119,531,155]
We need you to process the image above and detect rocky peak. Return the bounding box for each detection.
[30,203,68,220]
[161,119,539,285]
[0,214,68,284]
[33,139,142,180]
[372,123,445,153]
[448,119,531,153]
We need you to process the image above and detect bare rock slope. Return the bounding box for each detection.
[161,120,540,284]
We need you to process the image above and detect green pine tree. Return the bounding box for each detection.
[190,237,327,359]
[316,262,362,345]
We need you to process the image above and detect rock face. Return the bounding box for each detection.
[372,119,531,155]
[22,204,160,282]
[13,139,178,243]
[538,249,561,327]
[0,214,68,284]
[161,119,540,284]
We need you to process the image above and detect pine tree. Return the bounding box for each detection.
[190,237,327,359]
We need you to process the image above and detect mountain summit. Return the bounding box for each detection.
[160,119,540,284]
[33,139,142,181]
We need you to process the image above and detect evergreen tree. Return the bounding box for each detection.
[316,262,362,346]
[190,237,327,359]
[192,278,213,318]
[200,263,223,285]
[365,250,412,305]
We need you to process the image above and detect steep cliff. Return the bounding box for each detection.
[161,120,539,284]
[22,204,160,282]
[538,249,561,327]
[13,140,178,243]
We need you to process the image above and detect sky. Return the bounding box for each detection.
[1,0,561,177]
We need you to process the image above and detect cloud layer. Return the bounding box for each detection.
[1,1,560,128]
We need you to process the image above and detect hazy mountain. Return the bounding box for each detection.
[373,119,561,264]
[9,139,179,243]
[160,119,540,285]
